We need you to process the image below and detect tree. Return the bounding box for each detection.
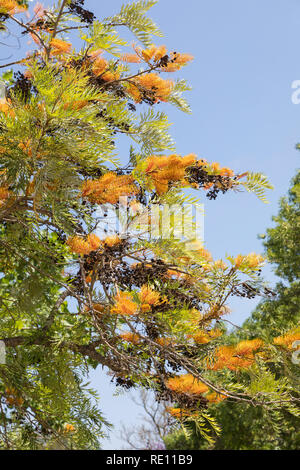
[119,390,171,450]
[0,0,298,449]
[164,170,300,450]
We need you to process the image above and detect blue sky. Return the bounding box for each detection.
[2,0,299,449]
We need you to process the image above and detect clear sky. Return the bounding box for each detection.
[2,0,299,449]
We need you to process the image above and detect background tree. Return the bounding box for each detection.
[119,390,171,450]
[0,0,298,449]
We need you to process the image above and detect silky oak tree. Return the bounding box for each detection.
[0,0,298,449]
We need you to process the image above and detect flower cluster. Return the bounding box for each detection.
[82,172,139,205]
[0,98,15,118]
[274,328,300,350]
[0,0,27,14]
[67,233,101,255]
[50,38,72,57]
[165,374,209,396]
[127,73,174,104]
[119,332,141,345]
[0,186,10,206]
[110,285,162,316]
[132,44,194,72]
[210,339,263,371]
[231,253,265,270]
[111,291,138,316]
[139,284,161,312]
[91,54,120,82]
[189,328,223,345]
[141,153,196,194]
[5,388,24,407]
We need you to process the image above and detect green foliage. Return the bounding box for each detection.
[242,172,274,203]
[104,0,163,46]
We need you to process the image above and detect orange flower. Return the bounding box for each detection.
[191,329,223,345]
[0,98,15,117]
[0,186,10,203]
[104,235,121,247]
[50,39,72,56]
[161,52,194,72]
[155,337,174,347]
[129,73,173,103]
[111,291,138,316]
[274,329,300,350]
[121,53,141,63]
[67,234,101,256]
[18,139,32,157]
[5,388,24,407]
[82,173,139,205]
[120,332,140,345]
[63,100,89,111]
[0,0,27,14]
[101,71,120,82]
[92,57,108,76]
[220,167,234,177]
[235,338,263,356]
[142,154,195,194]
[166,374,209,396]
[64,424,75,433]
[205,392,226,404]
[166,407,193,419]
[139,285,161,308]
[210,345,255,371]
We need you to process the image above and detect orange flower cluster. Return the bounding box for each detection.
[274,329,300,350]
[143,153,196,194]
[111,291,138,316]
[121,53,141,63]
[231,253,265,270]
[127,73,174,103]
[132,44,193,72]
[5,388,24,407]
[103,235,121,247]
[63,100,89,111]
[161,53,194,72]
[235,338,264,355]
[18,139,32,157]
[110,285,162,316]
[190,328,223,345]
[194,160,235,185]
[210,339,263,371]
[50,38,72,56]
[64,423,76,434]
[0,98,15,118]
[139,284,161,312]
[83,303,107,316]
[91,56,119,82]
[155,337,174,347]
[166,407,193,419]
[166,374,209,396]
[67,233,101,255]
[82,173,139,205]
[120,332,141,345]
[0,0,27,14]
[205,392,226,404]
[0,186,10,205]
